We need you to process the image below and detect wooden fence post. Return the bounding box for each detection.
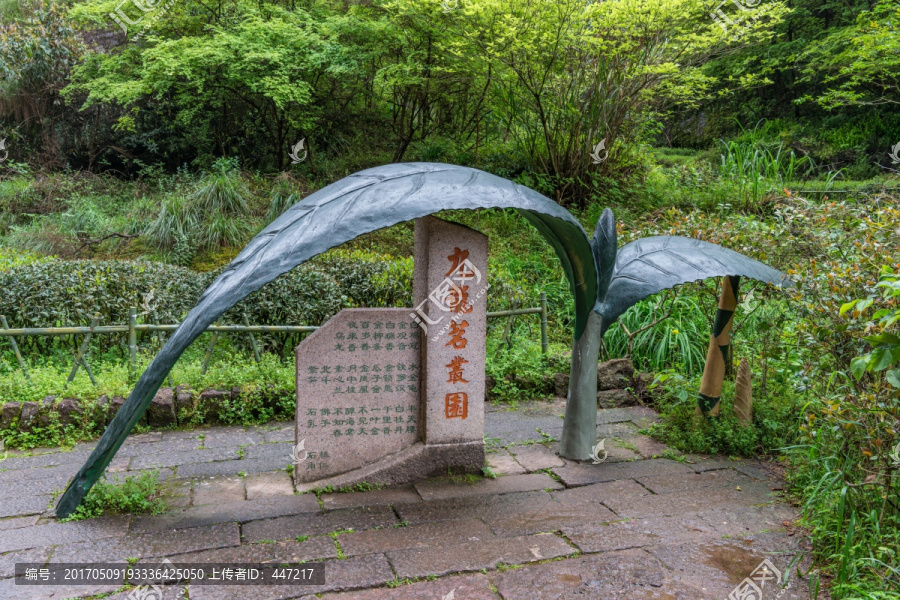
[128,307,137,383]
[66,315,100,387]
[540,292,548,356]
[1,315,31,383]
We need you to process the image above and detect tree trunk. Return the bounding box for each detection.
[560,310,603,460]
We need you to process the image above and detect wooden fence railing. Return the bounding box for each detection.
[0,292,549,386]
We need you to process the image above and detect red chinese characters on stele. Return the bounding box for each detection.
[444,247,471,420]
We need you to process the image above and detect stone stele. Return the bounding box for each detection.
[413,216,488,446]
[294,308,421,484]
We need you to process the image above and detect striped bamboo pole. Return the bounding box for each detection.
[697,276,741,417]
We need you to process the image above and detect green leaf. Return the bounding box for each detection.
[870,347,895,372]
[864,333,900,346]
[839,300,858,316]
[850,356,869,380]
[886,369,900,389]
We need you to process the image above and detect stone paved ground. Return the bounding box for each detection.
[0,399,826,599]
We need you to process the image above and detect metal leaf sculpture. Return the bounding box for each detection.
[57,162,791,516]
[560,210,792,458]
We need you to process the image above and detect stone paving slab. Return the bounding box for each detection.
[506,444,564,471]
[129,495,321,534]
[485,426,563,446]
[188,554,395,600]
[0,463,77,484]
[177,457,289,478]
[490,547,675,599]
[242,506,398,543]
[0,448,90,470]
[596,407,645,424]
[242,442,293,461]
[697,504,798,537]
[620,435,671,459]
[0,473,70,500]
[318,573,498,600]
[0,515,130,553]
[394,490,555,526]
[202,428,266,449]
[552,457,694,487]
[387,532,575,579]
[733,460,780,481]
[636,468,756,494]
[0,494,52,518]
[0,516,39,531]
[246,471,295,501]
[256,424,294,444]
[339,518,496,556]
[162,480,193,508]
[597,439,643,462]
[487,482,634,537]
[124,431,164,444]
[645,538,814,599]
[560,513,719,553]
[104,467,176,485]
[157,536,338,564]
[51,522,240,563]
[321,486,420,511]
[0,577,123,599]
[414,473,561,501]
[131,446,240,470]
[114,437,202,456]
[603,486,777,520]
[685,456,739,472]
[0,545,53,579]
[485,449,527,475]
[193,477,246,505]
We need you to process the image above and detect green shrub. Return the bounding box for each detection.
[313,249,413,308]
[0,260,206,351]
[0,246,50,271]
[225,265,346,354]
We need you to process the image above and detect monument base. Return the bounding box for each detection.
[294,441,484,492]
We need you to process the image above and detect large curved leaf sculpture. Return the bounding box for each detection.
[57,163,791,517]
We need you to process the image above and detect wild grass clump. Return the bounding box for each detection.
[145,157,255,263]
[61,471,167,521]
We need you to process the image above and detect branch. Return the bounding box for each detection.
[72,233,137,256]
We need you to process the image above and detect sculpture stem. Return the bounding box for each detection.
[560,310,603,460]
